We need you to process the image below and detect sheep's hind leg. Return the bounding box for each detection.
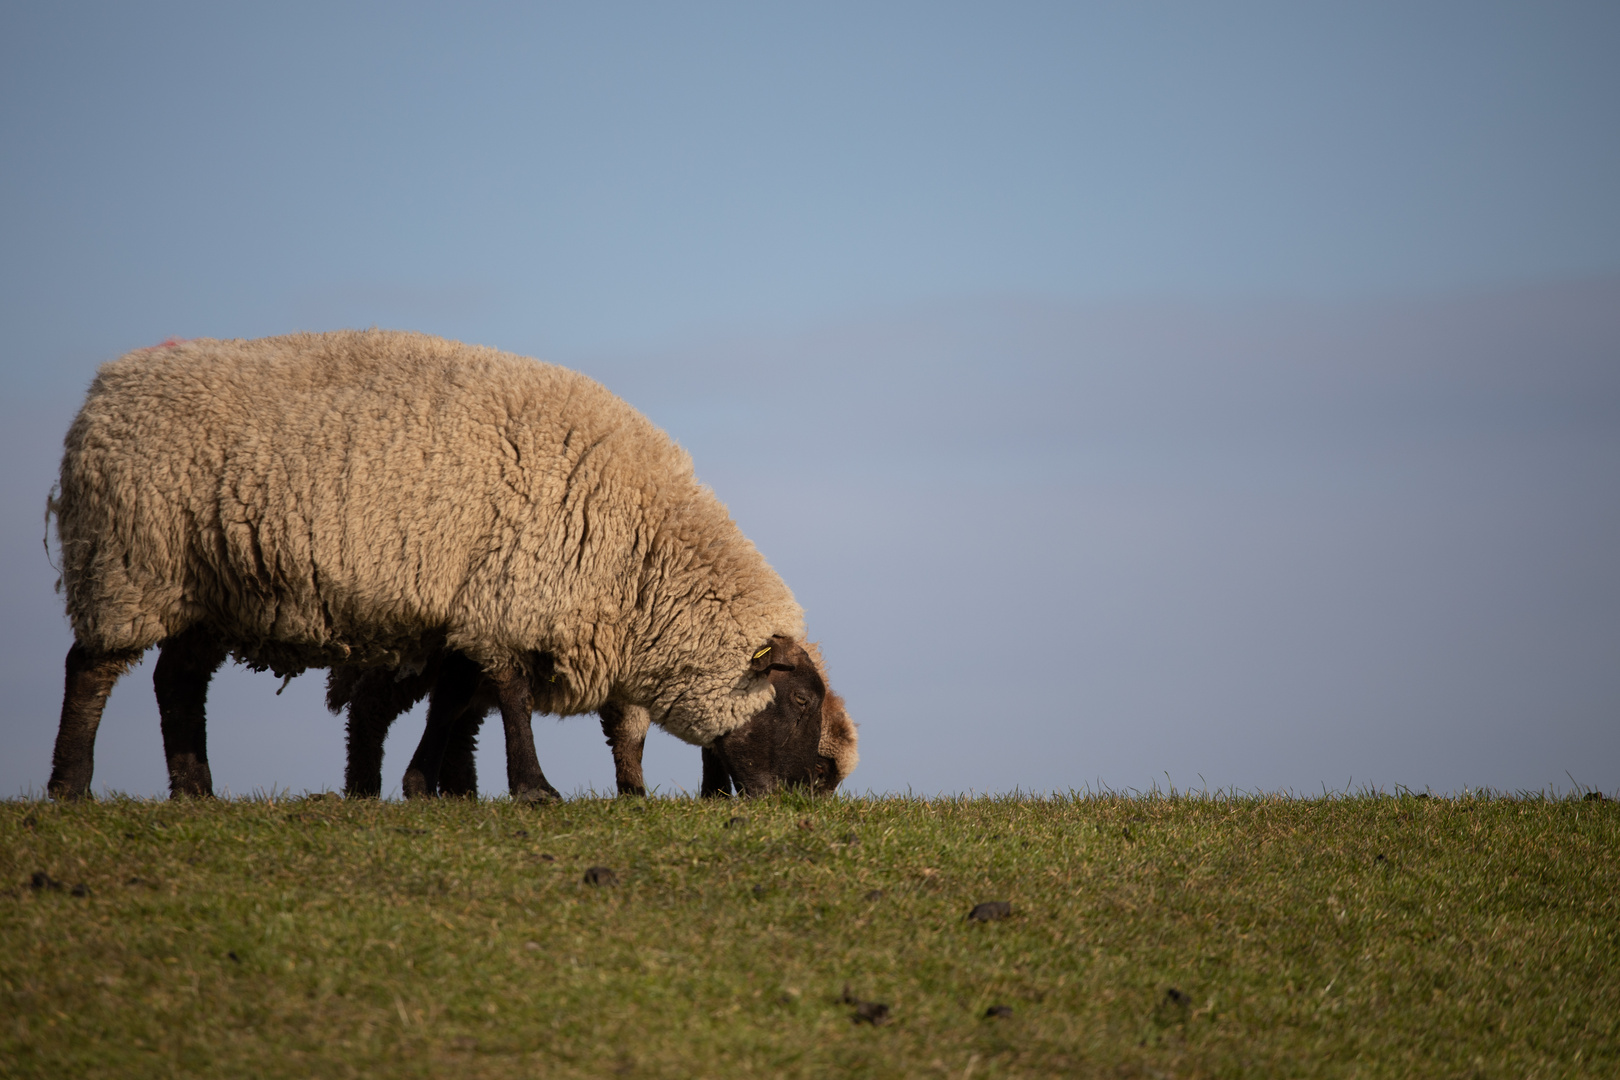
[154,627,228,798]
[599,701,650,797]
[48,644,140,800]
[493,667,560,804]
[402,652,481,799]
[437,705,488,797]
[339,665,433,798]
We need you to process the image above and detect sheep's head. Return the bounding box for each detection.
[708,637,857,796]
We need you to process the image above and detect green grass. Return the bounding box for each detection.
[2,792,1616,1078]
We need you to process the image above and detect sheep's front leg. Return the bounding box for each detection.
[700,746,734,799]
[492,667,560,803]
[599,701,650,797]
[48,643,140,800]
[403,652,481,799]
[153,627,228,798]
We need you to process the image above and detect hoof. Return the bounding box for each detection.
[166,756,214,799]
[167,774,215,799]
[402,770,432,799]
[514,785,561,804]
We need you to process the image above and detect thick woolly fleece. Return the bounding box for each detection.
[56,330,805,746]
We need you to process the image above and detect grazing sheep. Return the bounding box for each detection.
[47,330,857,800]
[327,636,851,798]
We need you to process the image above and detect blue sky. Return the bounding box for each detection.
[3,2,1617,798]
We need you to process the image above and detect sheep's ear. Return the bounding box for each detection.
[750,636,797,673]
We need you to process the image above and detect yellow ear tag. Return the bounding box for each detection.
[753,645,772,660]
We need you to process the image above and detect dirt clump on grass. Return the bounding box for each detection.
[842,985,891,1026]
[967,900,1011,922]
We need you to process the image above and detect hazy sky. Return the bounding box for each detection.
[3,3,1617,798]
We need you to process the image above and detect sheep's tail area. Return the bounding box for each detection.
[43,483,62,593]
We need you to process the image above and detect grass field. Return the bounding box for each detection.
[3,791,1616,1078]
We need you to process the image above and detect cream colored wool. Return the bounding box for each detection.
[57,330,805,746]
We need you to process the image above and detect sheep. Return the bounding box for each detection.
[47,330,858,801]
[327,635,847,798]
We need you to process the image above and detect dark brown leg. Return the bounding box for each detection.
[492,667,560,803]
[700,746,734,799]
[438,696,489,798]
[335,665,434,798]
[599,701,650,797]
[48,644,140,800]
[153,627,229,798]
[402,652,481,799]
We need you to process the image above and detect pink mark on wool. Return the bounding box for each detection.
[136,337,191,352]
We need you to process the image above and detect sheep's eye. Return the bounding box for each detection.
[793,690,811,707]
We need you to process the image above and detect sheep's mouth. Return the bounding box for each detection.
[709,735,824,798]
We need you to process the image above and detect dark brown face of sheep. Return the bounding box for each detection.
[709,637,846,797]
